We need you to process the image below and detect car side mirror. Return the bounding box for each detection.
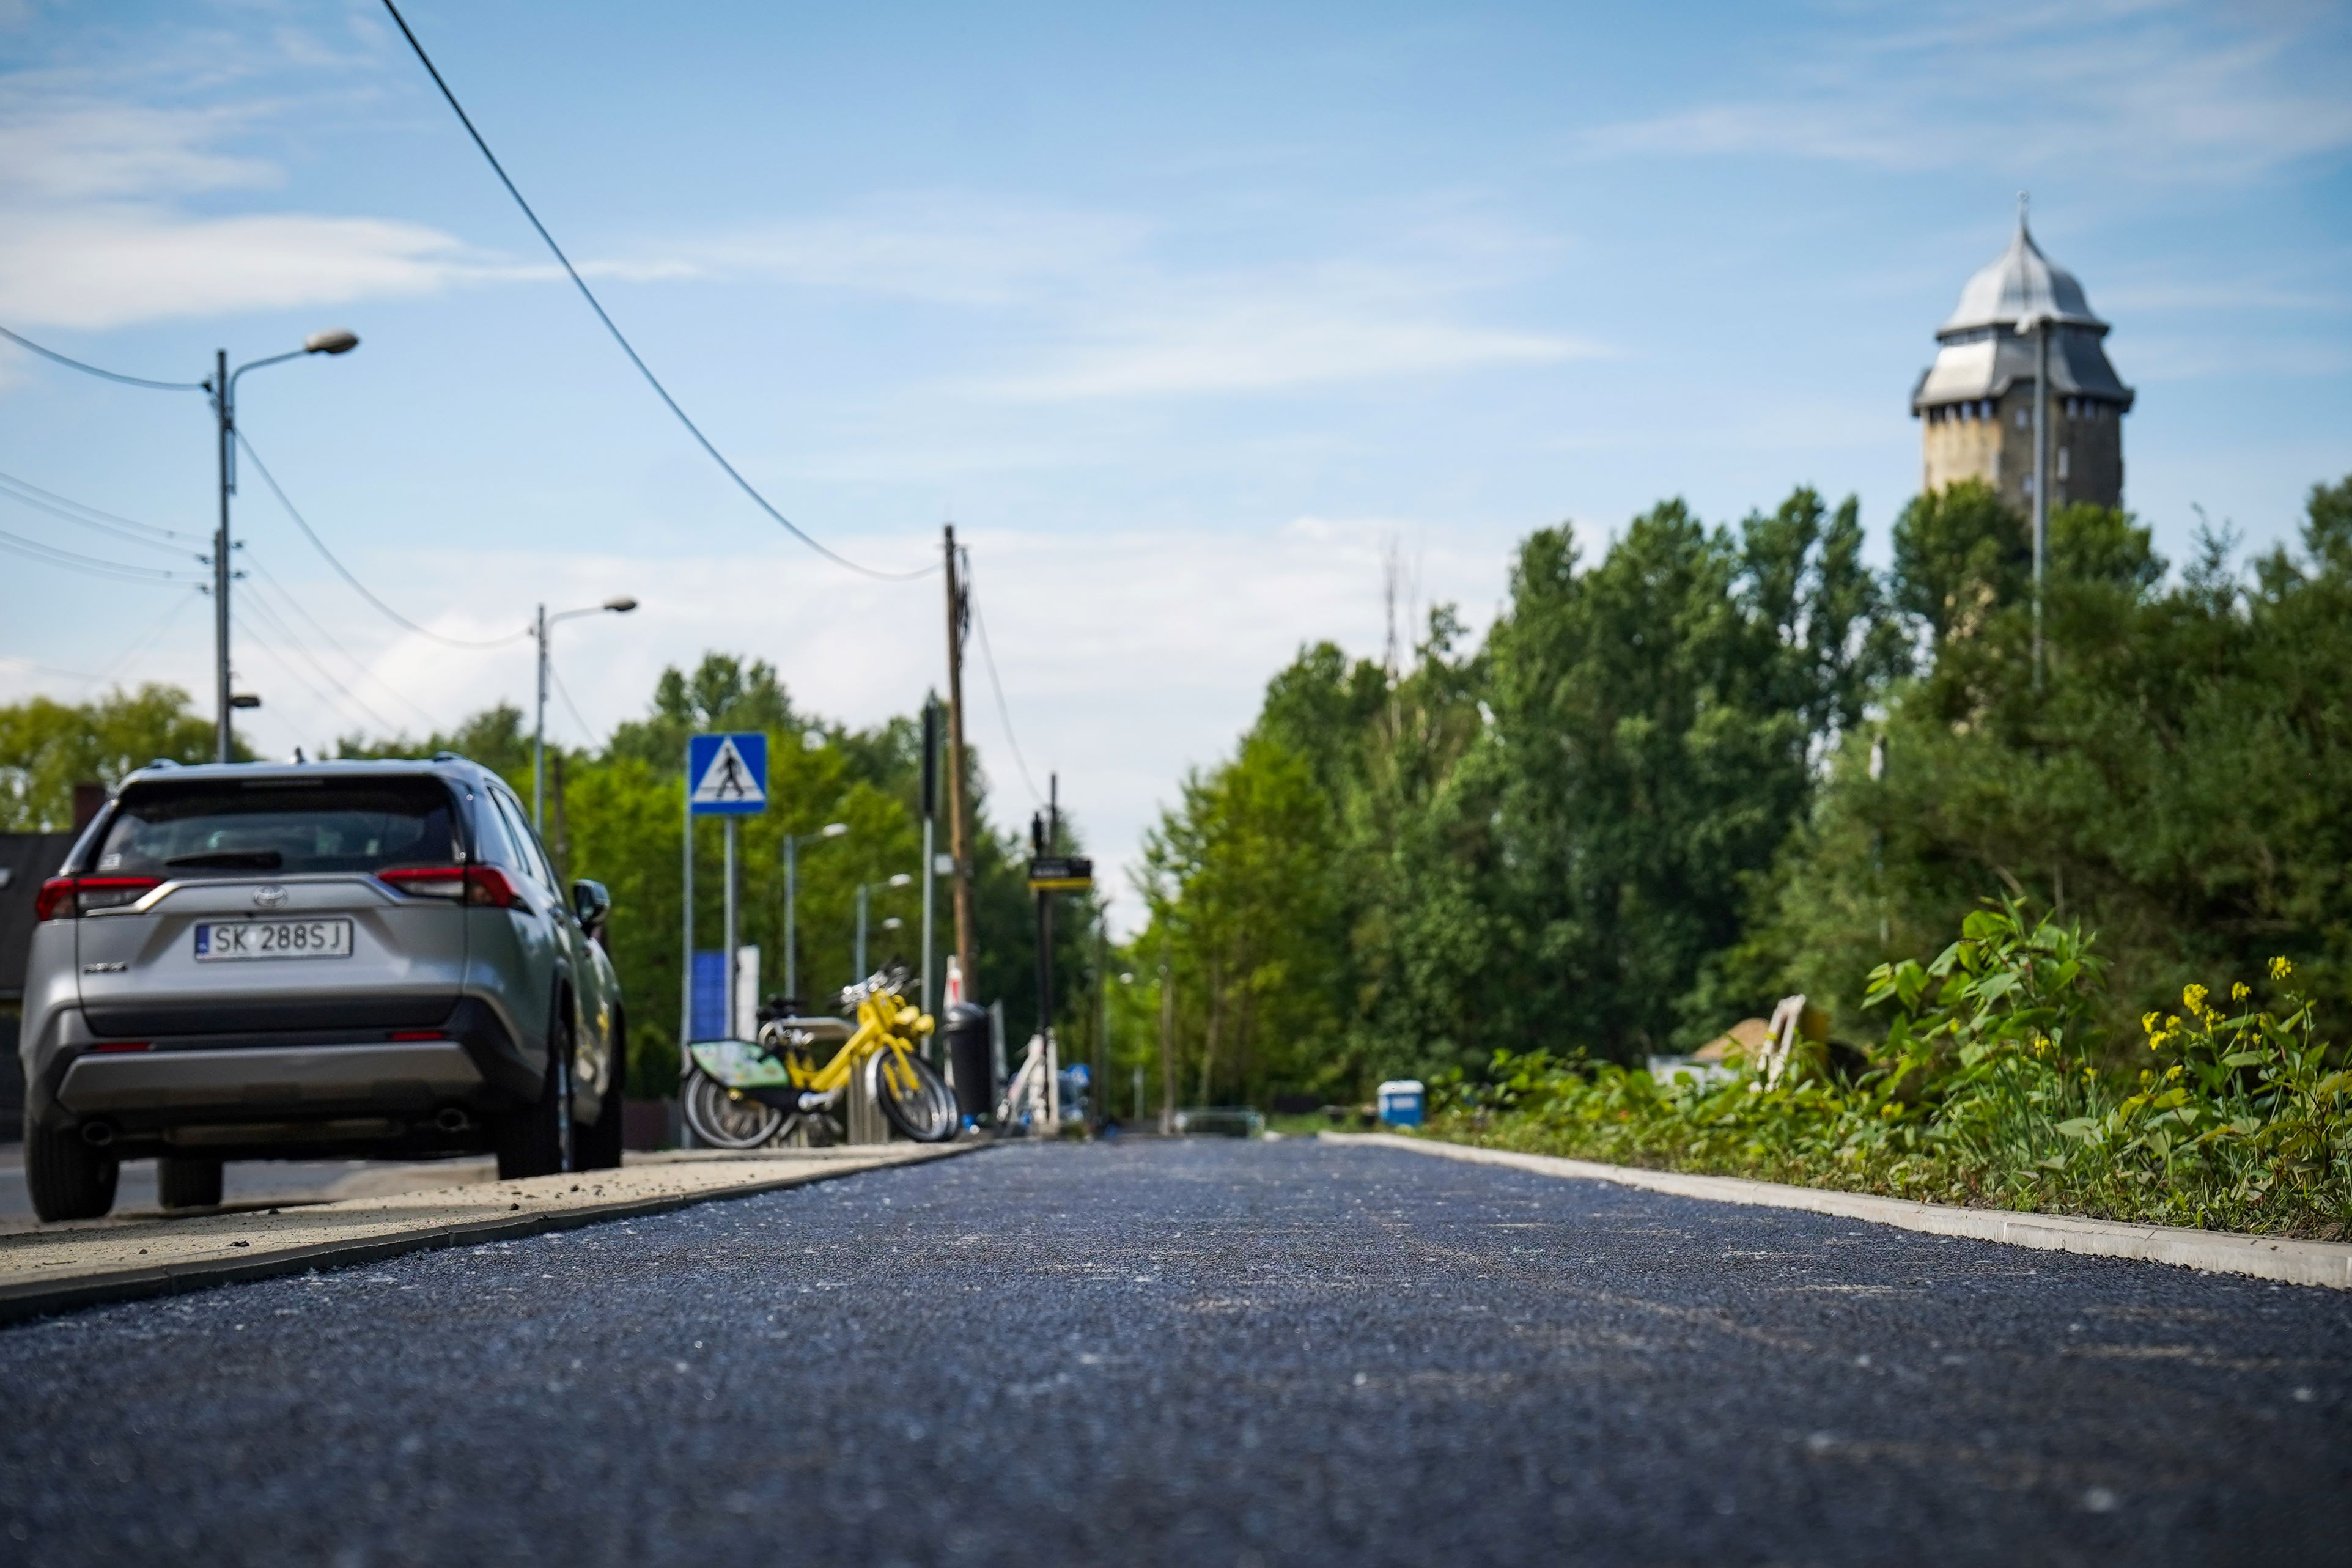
[570,879,612,938]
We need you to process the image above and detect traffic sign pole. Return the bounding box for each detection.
[723,817,738,1039]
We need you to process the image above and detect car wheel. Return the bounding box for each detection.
[25,1122,118,1222]
[496,1001,575,1179]
[157,1155,224,1210]
[575,1010,626,1171]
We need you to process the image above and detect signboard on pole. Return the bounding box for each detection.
[1027,855,1093,893]
[688,732,768,815]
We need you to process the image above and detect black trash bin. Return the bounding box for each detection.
[941,1003,993,1122]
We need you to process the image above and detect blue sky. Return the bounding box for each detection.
[2,0,2347,908]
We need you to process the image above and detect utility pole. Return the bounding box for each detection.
[943,526,978,999]
[212,349,234,764]
[204,329,362,764]
[1157,951,1177,1135]
[1091,902,1109,1133]
[2029,314,2052,691]
[854,881,869,983]
[533,603,548,824]
[920,696,939,1025]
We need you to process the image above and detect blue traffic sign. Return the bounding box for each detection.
[687,732,768,816]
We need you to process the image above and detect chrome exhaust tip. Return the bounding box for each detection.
[79,1121,117,1148]
[433,1107,473,1135]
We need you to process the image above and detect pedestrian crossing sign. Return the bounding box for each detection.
[687,732,768,815]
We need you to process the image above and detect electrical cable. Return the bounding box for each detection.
[378,0,936,584]
[234,429,530,648]
[545,658,600,746]
[0,323,208,392]
[0,522,208,583]
[0,468,201,543]
[238,587,406,735]
[242,551,449,733]
[0,473,202,557]
[960,550,1046,809]
[84,587,204,691]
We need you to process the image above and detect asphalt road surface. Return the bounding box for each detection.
[1,1138,2346,1566]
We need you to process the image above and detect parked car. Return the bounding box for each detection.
[17,754,627,1221]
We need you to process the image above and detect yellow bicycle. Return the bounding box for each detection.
[682,969,959,1147]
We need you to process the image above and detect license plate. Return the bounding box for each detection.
[194,919,354,961]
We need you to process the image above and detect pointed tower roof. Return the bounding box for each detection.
[1911,198,2133,413]
[1939,197,2109,339]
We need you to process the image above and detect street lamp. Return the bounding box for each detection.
[855,872,918,983]
[783,821,849,1004]
[2018,307,2055,690]
[207,329,361,762]
[533,595,638,829]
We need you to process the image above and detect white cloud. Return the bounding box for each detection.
[0,204,531,329]
[980,284,1596,401]
[1572,1,2352,182]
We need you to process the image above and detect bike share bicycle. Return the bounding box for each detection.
[680,967,959,1147]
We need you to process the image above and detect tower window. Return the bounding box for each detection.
[2016,407,2029,429]
[2059,447,2070,480]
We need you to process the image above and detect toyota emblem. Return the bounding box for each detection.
[252,885,289,910]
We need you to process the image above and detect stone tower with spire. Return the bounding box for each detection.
[1911,201,2133,512]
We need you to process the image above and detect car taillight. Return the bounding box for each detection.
[463,866,523,909]
[379,866,466,900]
[379,864,524,910]
[35,876,160,920]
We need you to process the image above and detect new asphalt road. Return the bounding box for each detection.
[1,1138,2346,1566]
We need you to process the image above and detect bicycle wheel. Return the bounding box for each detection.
[682,1069,789,1150]
[870,1047,959,1143]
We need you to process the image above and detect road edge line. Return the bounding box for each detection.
[0,1143,988,1327]
[1327,1132,2352,1291]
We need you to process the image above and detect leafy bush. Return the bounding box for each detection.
[1429,904,2351,1237]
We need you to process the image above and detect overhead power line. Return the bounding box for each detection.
[378,0,935,584]
[0,469,202,555]
[545,658,600,746]
[242,549,449,733]
[234,430,530,649]
[0,323,208,392]
[238,587,406,736]
[0,521,208,584]
[960,550,1046,809]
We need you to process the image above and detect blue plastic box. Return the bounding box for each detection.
[1376,1079,1425,1127]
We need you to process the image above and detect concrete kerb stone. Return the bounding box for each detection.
[1330,1132,2352,1291]
[0,1143,989,1327]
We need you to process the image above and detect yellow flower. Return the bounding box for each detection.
[2183,983,2208,1012]
[2231,982,2250,1003]
[2166,1064,2183,1081]
[2141,1010,2161,1036]
[2269,955,2294,981]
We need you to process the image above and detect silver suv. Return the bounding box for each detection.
[17,755,627,1221]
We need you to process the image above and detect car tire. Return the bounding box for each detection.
[575,1010,626,1171]
[25,1122,119,1223]
[157,1155,224,1210]
[496,1001,575,1179]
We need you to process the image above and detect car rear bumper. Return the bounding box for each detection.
[58,1041,484,1121]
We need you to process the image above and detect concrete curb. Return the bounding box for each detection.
[0,1142,986,1327]
[1330,1132,2352,1291]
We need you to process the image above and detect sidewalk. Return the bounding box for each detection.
[0,1143,980,1323]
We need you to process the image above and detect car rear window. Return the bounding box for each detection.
[94,778,460,878]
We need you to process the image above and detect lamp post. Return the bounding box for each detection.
[783,822,848,1005]
[208,329,360,763]
[532,596,638,829]
[2019,309,2055,691]
[853,872,915,987]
